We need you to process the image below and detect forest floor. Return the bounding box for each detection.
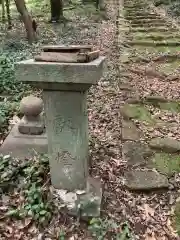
[1,0,180,239]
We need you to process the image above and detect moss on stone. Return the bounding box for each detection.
[144,96,180,113]
[152,152,180,176]
[132,45,180,55]
[120,104,154,123]
[145,95,167,106]
[157,61,180,75]
[158,101,180,113]
[134,34,180,41]
[172,201,180,236]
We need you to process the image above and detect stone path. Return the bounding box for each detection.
[120,0,180,192]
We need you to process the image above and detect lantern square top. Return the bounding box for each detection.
[15,56,105,91]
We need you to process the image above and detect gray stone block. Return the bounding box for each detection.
[15,54,105,197]
[125,170,169,190]
[52,177,102,219]
[0,124,48,159]
[15,57,105,91]
[18,115,45,135]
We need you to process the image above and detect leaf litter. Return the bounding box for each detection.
[0,0,180,239]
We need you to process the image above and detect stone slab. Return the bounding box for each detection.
[0,124,48,159]
[43,90,88,191]
[51,177,102,219]
[122,141,153,166]
[125,170,169,190]
[15,57,106,90]
[122,120,142,141]
[18,115,45,135]
[149,137,180,153]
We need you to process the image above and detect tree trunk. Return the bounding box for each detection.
[14,0,35,44]
[5,0,12,29]
[2,0,5,22]
[50,0,63,22]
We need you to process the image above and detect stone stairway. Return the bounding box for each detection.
[120,0,180,231]
[119,0,180,232]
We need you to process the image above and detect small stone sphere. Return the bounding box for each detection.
[20,95,43,117]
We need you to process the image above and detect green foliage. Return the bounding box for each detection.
[88,218,133,240]
[152,152,180,176]
[154,0,170,7]
[168,1,180,16]
[0,48,32,132]
[154,0,180,16]
[154,0,177,6]
[0,101,19,127]
[58,230,65,240]
[0,54,14,93]
[0,154,53,226]
[0,50,31,97]
[0,154,25,185]
[23,182,52,224]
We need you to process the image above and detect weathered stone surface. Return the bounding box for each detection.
[18,96,45,135]
[126,97,142,104]
[152,152,180,176]
[120,104,153,123]
[144,97,180,112]
[149,137,180,153]
[0,124,48,159]
[16,54,105,196]
[172,201,180,236]
[145,95,167,104]
[122,120,142,141]
[119,84,134,91]
[43,90,88,191]
[15,57,105,91]
[77,177,102,219]
[18,115,45,135]
[125,170,168,190]
[123,141,153,166]
[51,177,102,219]
[158,101,180,113]
[20,95,43,117]
[120,53,130,63]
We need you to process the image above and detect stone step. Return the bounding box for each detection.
[125,2,146,4]
[126,14,159,19]
[125,8,146,11]
[130,19,167,24]
[126,13,158,17]
[125,1,145,3]
[134,34,180,41]
[125,170,168,191]
[124,6,147,9]
[125,8,150,12]
[149,137,180,153]
[127,40,180,46]
[129,27,177,32]
[131,23,171,28]
[126,16,161,20]
[124,4,147,7]
[125,11,150,15]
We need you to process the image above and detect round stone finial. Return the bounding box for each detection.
[20,95,43,117]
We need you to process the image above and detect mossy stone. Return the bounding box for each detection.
[125,170,168,190]
[152,152,180,176]
[172,201,180,236]
[145,97,180,113]
[123,141,153,166]
[158,101,180,113]
[145,95,167,106]
[157,61,180,75]
[122,120,142,141]
[149,137,180,153]
[120,104,154,123]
